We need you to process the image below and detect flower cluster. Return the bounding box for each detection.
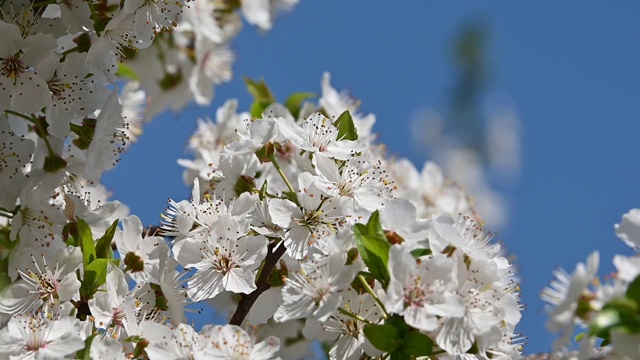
[0,0,303,357]
[541,209,640,359]
[2,0,636,358]
[0,0,298,191]
[0,68,523,359]
[162,74,524,359]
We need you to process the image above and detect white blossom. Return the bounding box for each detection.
[269,173,348,259]
[0,21,56,114]
[0,313,85,359]
[84,89,128,182]
[0,246,82,315]
[541,251,599,351]
[615,208,640,250]
[385,245,464,332]
[175,215,267,301]
[275,252,360,322]
[206,324,280,359]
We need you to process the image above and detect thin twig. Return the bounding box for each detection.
[229,242,287,325]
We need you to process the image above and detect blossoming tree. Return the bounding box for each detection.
[0,0,637,359]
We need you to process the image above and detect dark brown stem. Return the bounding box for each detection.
[229,242,287,325]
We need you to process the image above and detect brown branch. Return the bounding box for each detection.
[229,242,287,325]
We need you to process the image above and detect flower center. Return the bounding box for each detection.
[48,78,71,100]
[302,210,323,227]
[212,248,235,274]
[22,317,48,351]
[340,318,359,337]
[403,282,427,308]
[1,55,27,80]
[112,306,126,326]
[36,276,56,300]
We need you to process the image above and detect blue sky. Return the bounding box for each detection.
[103,1,640,354]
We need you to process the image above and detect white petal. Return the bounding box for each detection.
[381,198,416,230]
[187,269,225,301]
[611,329,640,359]
[21,33,57,67]
[436,317,474,355]
[616,208,640,249]
[0,281,39,314]
[0,22,22,58]
[223,267,256,294]
[11,73,51,114]
[91,337,126,360]
[174,238,208,268]
[268,198,298,228]
[124,0,144,13]
[284,226,311,259]
[247,287,283,325]
[403,304,438,331]
[314,292,341,322]
[56,274,81,302]
[251,336,280,360]
[613,255,640,282]
[275,293,314,322]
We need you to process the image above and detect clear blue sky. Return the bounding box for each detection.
[103,1,640,354]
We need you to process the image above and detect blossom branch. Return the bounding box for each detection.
[338,307,373,325]
[269,152,296,195]
[358,274,389,319]
[4,110,33,123]
[6,112,58,160]
[228,241,287,326]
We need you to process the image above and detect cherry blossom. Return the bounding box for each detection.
[0,21,56,114]
[0,313,85,359]
[385,245,464,332]
[175,214,267,301]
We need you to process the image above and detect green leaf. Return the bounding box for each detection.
[386,314,409,335]
[255,143,274,163]
[250,101,271,119]
[282,191,299,206]
[363,324,402,352]
[75,334,96,360]
[95,219,118,260]
[244,77,275,103]
[116,63,139,81]
[80,259,112,298]
[155,295,169,311]
[627,274,640,305]
[0,255,11,293]
[234,175,256,196]
[0,227,13,250]
[353,211,391,287]
[77,218,96,267]
[158,70,183,91]
[467,340,480,354]
[346,247,359,265]
[43,155,67,173]
[244,77,275,118]
[410,248,432,258]
[590,298,640,338]
[354,227,388,286]
[71,32,92,53]
[591,308,620,338]
[334,110,358,141]
[284,92,316,119]
[402,332,433,356]
[390,350,411,360]
[365,211,386,240]
[607,297,640,315]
